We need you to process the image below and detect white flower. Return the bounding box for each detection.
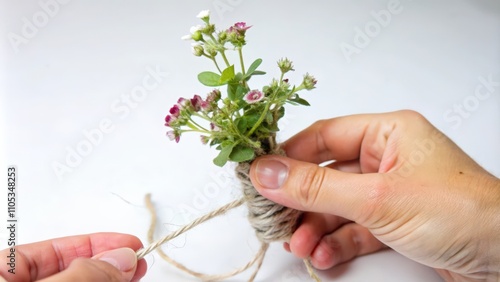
[196,10,210,19]
[190,25,204,34]
[182,25,204,41]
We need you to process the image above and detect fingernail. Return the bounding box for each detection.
[255,158,288,189]
[95,247,137,272]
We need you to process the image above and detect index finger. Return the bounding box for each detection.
[283,112,400,167]
[0,232,146,282]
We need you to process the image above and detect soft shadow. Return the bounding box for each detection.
[466,0,500,15]
[319,261,351,279]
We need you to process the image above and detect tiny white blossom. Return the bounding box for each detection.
[190,25,204,34]
[181,34,192,41]
[196,10,210,19]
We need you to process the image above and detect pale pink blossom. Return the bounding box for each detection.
[244,90,264,104]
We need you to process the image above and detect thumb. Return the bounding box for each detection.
[249,156,387,222]
[40,248,138,282]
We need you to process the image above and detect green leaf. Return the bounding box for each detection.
[227,83,237,101]
[277,107,285,119]
[293,97,310,106]
[244,113,260,128]
[220,65,235,84]
[213,143,235,167]
[198,72,222,86]
[229,145,255,163]
[251,70,266,75]
[265,111,273,124]
[228,83,247,102]
[288,94,310,106]
[234,72,243,82]
[235,85,246,100]
[235,117,247,134]
[246,58,262,77]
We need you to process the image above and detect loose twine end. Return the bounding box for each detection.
[136,189,321,281]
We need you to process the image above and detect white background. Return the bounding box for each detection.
[1,0,499,281]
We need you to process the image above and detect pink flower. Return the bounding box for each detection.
[167,130,180,143]
[190,94,204,111]
[169,105,181,117]
[206,89,221,103]
[210,123,220,131]
[200,135,209,145]
[164,115,176,127]
[229,22,252,34]
[244,90,264,104]
[177,97,188,107]
[200,101,211,111]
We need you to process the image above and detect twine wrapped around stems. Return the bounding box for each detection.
[136,146,321,281]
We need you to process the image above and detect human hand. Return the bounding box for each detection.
[249,110,500,281]
[0,232,147,282]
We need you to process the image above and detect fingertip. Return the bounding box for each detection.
[311,241,338,270]
[283,242,291,253]
[132,257,148,281]
[93,247,138,281]
[289,223,321,259]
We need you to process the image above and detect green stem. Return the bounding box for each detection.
[181,128,211,135]
[246,100,271,137]
[209,34,231,68]
[210,57,222,73]
[188,117,209,132]
[192,111,213,123]
[238,48,246,76]
[220,51,231,67]
[238,48,248,89]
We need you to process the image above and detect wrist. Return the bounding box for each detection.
[480,175,500,278]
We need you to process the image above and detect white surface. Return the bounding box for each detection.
[1,0,499,281]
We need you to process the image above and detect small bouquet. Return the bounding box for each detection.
[164,10,316,166]
[157,10,320,281]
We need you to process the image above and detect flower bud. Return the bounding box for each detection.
[191,30,203,41]
[302,73,317,90]
[206,89,221,103]
[200,135,211,145]
[204,44,218,57]
[277,58,294,73]
[191,44,204,56]
[218,31,227,42]
[202,24,216,35]
[167,130,181,143]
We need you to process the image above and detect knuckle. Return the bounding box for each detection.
[398,110,428,125]
[358,175,392,222]
[296,165,327,210]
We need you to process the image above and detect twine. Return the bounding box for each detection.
[235,162,302,243]
[137,194,269,281]
[136,148,321,281]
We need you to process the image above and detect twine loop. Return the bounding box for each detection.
[136,146,320,281]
